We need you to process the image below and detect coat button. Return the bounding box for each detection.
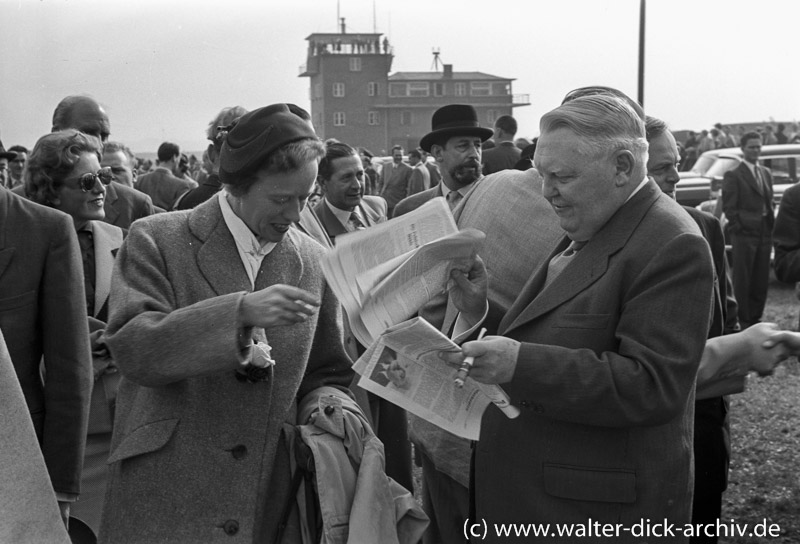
[231,444,247,460]
[520,401,530,408]
[324,405,335,416]
[223,520,239,535]
[534,404,544,413]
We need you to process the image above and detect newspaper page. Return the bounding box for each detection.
[322,197,485,346]
[353,317,518,440]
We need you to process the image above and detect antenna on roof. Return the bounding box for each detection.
[431,48,442,71]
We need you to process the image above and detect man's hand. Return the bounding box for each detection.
[440,336,520,384]
[240,285,320,329]
[448,254,488,324]
[742,322,789,376]
[58,501,70,529]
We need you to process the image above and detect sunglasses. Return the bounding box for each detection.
[74,167,113,192]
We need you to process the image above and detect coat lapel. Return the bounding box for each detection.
[91,221,124,318]
[314,200,348,241]
[189,197,251,296]
[741,163,763,196]
[500,180,661,335]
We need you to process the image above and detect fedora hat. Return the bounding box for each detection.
[419,104,493,152]
[219,103,317,184]
[0,140,16,161]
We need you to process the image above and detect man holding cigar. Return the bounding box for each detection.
[443,95,714,541]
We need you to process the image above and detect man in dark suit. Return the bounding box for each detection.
[52,95,156,229]
[393,104,493,218]
[136,142,197,210]
[481,114,521,175]
[646,115,739,544]
[378,145,413,217]
[445,95,714,539]
[0,190,93,528]
[722,132,774,328]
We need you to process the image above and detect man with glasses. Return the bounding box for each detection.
[52,95,156,229]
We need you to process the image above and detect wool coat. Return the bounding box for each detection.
[99,196,353,543]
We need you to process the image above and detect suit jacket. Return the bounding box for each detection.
[312,195,387,245]
[174,172,223,210]
[392,183,445,218]
[425,162,442,188]
[409,169,564,487]
[0,328,71,544]
[481,141,521,175]
[99,197,353,543]
[773,181,800,282]
[103,181,156,230]
[135,167,196,211]
[379,161,413,212]
[721,161,774,236]
[474,181,714,538]
[0,190,92,496]
[409,163,430,193]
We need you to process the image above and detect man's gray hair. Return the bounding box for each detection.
[540,94,648,162]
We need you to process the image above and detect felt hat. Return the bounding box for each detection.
[419,104,493,152]
[0,141,16,160]
[219,103,317,183]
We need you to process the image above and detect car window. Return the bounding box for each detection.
[761,156,798,184]
[690,153,718,176]
[706,157,742,178]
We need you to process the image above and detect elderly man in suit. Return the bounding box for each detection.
[393,104,493,218]
[0,189,93,528]
[52,95,156,229]
[378,145,413,217]
[722,132,775,328]
[444,95,714,540]
[99,104,354,543]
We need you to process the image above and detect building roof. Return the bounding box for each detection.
[389,71,513,82]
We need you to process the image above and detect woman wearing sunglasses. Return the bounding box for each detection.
[25,129,124,536]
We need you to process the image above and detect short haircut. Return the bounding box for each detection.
[391,145,403,154]
[740,131,762,148]
[103,141,136,165]
[407,149,421,160]
[51,95,83,130]
[318,139,357,180]
[561,85,645,120]
[157,142,180,162]
[26,130,102,206]
[494,115,517,136]
[540,94,648,161]
[206,106,248,146]
[8,145,28,155]
[224,138,325,197]
[644,115,669,142]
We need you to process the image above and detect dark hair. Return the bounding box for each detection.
[494,115,517,136]
[408,149,421,160]
[644,115,669,142]
[8,145,28,155]
[26,130,102,205]
[225,138,325,197]
[318,139,358,180]
[157,142,180,162]
[740,131,762,148]
[391,145,403,154]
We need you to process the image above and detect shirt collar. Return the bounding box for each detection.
[324,198,361,229]
[218,191,276,258]
[624,176,649,203]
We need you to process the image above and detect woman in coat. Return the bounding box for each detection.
[26,130,125,534]
[99,104,353,543]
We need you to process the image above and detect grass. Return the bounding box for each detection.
[723,275,800,543]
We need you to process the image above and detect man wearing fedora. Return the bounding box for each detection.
[393,104,492,218]
[395,104,493,544]
[99,104,354,542]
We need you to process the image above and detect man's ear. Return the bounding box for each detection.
[316,175,327,194]
[431,144,444,162]
[613,149,636,185]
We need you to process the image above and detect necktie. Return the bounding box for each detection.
[543,240,586,290]
[754,165,770,216]
[349,212,365,231]
[446,190,463,211]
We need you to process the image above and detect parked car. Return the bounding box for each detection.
[677,144,800,207]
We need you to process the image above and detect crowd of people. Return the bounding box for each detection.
[1,89,800,544]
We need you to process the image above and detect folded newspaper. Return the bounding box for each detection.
[321,197,485,347]
[354,317,520,440]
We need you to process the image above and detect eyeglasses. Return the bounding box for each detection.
[73,167,113,192]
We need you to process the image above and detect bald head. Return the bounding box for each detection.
[52,95,111,142]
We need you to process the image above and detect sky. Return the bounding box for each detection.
[2,0,799,154]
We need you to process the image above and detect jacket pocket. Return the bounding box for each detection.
[543,463,636,503]
[0,290,36,311]
[553,313,611,330]
[107,418,179,464]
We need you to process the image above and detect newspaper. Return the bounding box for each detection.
[353,317,519,441]
[321,197,485,346]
